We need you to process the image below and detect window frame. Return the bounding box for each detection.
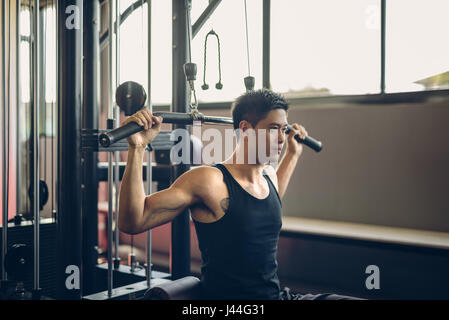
[103,0,449,108]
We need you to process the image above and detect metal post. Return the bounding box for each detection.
[107,151,113,295]
[113,0,121,270]
[380,0,386,94]
[262,0,270,89]
[146,0,152,287]
[57,0,83,299]
[191,0,222,39]
[171,0,191,280]
[1,0,8,282]
[82,0,99,296]
[107,0,116,297]
[32,0,41,293]
[16,0,21,222]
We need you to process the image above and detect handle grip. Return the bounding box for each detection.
[99,121,143,147]
[152,112,192,124]
[286,125,323,152]
[98,112,193,147]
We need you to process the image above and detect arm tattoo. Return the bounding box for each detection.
[220,198,230,214]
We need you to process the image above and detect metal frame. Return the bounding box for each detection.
[146,0,153,288]
[192,0,222,39]
[1,0,8,283]
[113,0,120,272]
[32,0,41,294]
[56,0,83,299]
[107,0,115,298]
[170,0,191,280]
[99,0,147,50]
[82,0,99,296]
[16,0,21,235]
[99,0,221,50]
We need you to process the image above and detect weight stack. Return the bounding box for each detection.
[0,219,57,299]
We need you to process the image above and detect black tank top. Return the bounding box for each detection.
[193,163,282,300]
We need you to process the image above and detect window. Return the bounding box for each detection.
[43,5,57,136]
[119,0,172,105]
[271,0,380,97]
[191,0,263,103]
[20,9,31,103]
[118,0,262,105]
[386,0,449,93]
[44,6,56,104]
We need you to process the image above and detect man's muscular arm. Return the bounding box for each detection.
[118,147,200,234]
[118,109,200,234]
[276,152,300,199]
[275,123,308,199]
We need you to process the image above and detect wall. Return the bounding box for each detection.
[195,96,449,298]
[200,95,449,233]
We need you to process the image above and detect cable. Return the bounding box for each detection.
[244,0,251,76]
[44,0,48,197]
[242,0,255,92]
[51,0,55,216]
[184,0,199,111]
[202,30,223,90]
[6,0,11,226]
[186,0,192,64]
[141,0,144,59]
[15,0,22,219]
[26,0,31,218]
[202,33,209,90]
[51,0,56,218]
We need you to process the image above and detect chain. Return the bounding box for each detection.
[189,84,199,114]
[202,30,222,89]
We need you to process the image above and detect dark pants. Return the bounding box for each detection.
[280,287,364,300]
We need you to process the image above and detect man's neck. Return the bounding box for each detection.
[223,149,265,183]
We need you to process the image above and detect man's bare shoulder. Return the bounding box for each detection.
[181,165,224,187]
[179,166,226,202]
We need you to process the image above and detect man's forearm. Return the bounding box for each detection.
[276,152,300,199]
[118,146,147,233]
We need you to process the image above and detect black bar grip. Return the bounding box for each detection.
[99,121,143,147]
[99,112,193,147]
[153,112,193,124]
[200,115,234,125]
[286,125,323,152]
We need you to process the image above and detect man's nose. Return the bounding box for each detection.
[278,129,286,144]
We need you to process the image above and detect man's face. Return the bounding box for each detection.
[251,109,288,164]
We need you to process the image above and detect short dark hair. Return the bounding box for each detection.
[231,89,289,130]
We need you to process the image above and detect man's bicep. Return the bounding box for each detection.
[141,182,196,231]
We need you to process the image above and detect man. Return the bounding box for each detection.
[118,89,358,300]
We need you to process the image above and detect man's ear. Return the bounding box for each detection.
[239,120,251,133]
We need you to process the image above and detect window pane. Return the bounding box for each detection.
[118,0,261,104]
[20,41,30,103]
[45,6,56,103]
[21,9,30,37]
[191,0,263,103]
[119,0,136,15]
[20,9,31,103]
[386,0,449,92]
[271,0,380,97]
[119,0,172,105]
